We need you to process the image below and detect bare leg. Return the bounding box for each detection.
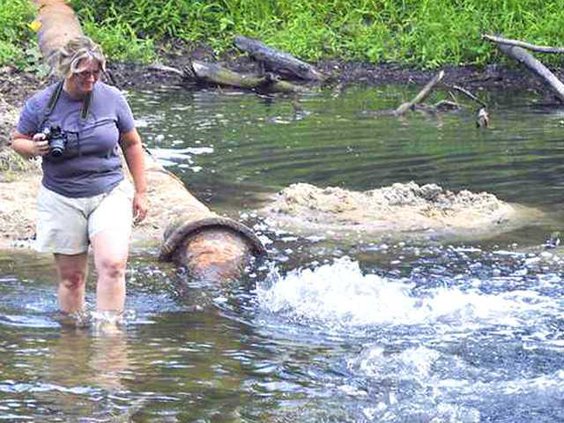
[54,253,89,313]
[91,229,130,312]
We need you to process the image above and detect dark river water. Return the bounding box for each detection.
[1,85,563,422]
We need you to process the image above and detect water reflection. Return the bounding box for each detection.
[47,328,130,391]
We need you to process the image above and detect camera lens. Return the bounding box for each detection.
[50,138,65,157]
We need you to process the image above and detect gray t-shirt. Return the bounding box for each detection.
[17,81,135,198]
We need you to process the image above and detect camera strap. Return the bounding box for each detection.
[41,80,93,126]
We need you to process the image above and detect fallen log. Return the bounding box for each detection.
[142,155,267,280]
[30,0,267,280]
[363,71,451,117]
[32,0,83,67]
[483,34,564,103]
[149,61,304,94]
[234,35,326,82]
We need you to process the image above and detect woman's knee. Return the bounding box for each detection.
[59,270,86,291]
[97,258,127,280]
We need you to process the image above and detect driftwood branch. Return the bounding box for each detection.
[234,35,326,82]
[451,85,488,108]
[482,34,564,54]
[433,100,460,112]
[395,70,445,116]
[149,60,304,94]
[148,63,185,77]
[484,36,564,102]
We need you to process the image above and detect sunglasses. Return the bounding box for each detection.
[75,69,101,79]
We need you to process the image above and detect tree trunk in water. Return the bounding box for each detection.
[395,71,445,115]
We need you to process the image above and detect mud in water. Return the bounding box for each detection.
[261,182,542,241]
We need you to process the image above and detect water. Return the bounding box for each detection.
[1,85,563,422]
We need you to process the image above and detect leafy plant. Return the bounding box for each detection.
[3,0,563,69]
[0,0,37,67]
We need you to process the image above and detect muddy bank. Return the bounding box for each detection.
[260,182,542,241]
[2,39,563,110]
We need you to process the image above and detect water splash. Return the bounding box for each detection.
[256,257,560,331]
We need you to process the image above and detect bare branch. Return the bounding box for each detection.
[451,85,488,108]
[482,34,564,54]
[395,70,445,116]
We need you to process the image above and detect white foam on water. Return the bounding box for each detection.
[257,257,560,329]
[435,369,564,397]
[348,345,441,382]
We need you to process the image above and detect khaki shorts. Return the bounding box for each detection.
[36,179,134,254]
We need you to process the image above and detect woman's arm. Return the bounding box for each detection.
[10,130,49,159]
[119,128,148,223]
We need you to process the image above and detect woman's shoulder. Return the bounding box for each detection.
[25,82,60,108]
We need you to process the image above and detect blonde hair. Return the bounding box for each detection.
[49,36,106,78]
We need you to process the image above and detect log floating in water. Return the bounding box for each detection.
[234,35,326,82]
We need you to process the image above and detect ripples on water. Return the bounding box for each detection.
[1,86,563,421]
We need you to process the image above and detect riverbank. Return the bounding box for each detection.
[2,39,563,109]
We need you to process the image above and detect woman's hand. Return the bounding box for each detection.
[133,191,148,224]
[10,131,50,158]
[31,132,50,157]
[119,128,148,225]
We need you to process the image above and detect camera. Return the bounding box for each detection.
[42,125,68,157]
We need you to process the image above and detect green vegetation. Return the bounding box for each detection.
[0,0,37,68]
[2,0,563,69]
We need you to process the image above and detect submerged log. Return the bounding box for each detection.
[150,61,304,94]
[234,35,326,82]
[32,0,267,280]
[450,85,487,108]
[483,34,564,103]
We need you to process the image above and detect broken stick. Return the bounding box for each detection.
[394,70,445,116]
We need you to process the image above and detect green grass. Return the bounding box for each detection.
[2,0,563,69]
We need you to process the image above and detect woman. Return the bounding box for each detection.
[10,36,147,319]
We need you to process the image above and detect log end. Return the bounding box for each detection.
[159,217,267,281]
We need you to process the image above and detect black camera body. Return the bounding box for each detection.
[42,125,68,157]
